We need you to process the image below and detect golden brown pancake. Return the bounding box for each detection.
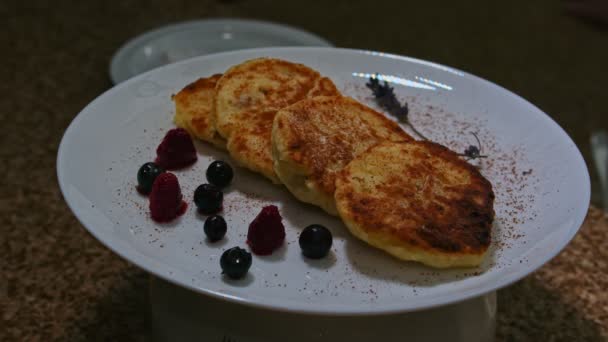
[272,96,413,215]
[214,58,340,183]
[172,74,225,148]
[334,141,494,268]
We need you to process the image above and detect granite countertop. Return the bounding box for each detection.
[2,0,607,341]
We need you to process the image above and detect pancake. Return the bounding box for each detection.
[334,141,494,268]
[172,74,225,148]
[272,96,413,215]
[214,58,340,183]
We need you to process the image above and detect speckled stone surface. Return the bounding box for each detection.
[2,0,608,341]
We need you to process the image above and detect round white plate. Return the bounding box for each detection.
[59,47,590,315]
[109,19,332,84]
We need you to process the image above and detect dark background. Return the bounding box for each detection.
[2,0,607,340]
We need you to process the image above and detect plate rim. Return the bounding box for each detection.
[61,46,591,315]
[109,18,333,84]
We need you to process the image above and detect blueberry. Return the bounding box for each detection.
[299,224,333,259]
[137,162,165,194]
[194,183,223,214]
[204,215,227,242]
[206,161,234,188]
[220,247,252,279]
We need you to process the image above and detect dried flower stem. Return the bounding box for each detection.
[367,75,488,160]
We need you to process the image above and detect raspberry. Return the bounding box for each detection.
[149,172,187,222]
[155,128,197,170]
[247,205,285,255]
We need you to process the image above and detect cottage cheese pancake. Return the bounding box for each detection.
[334,141,494,268]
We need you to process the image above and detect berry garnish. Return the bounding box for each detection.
[149,172,187,223]
[299,224,333,259]
[137,162,165,195]
[155,128,197,170]
[204,215,227,242]
[194,183,223,214]
[247,205,285,255]
[220,247,252,279]
[206,161,234,188]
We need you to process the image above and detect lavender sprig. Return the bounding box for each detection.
[459,132,487,160]
[367,75,489,160]
[366,76,428,140]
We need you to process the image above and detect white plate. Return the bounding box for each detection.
[109,19,332,84]
[58,47,590,315]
